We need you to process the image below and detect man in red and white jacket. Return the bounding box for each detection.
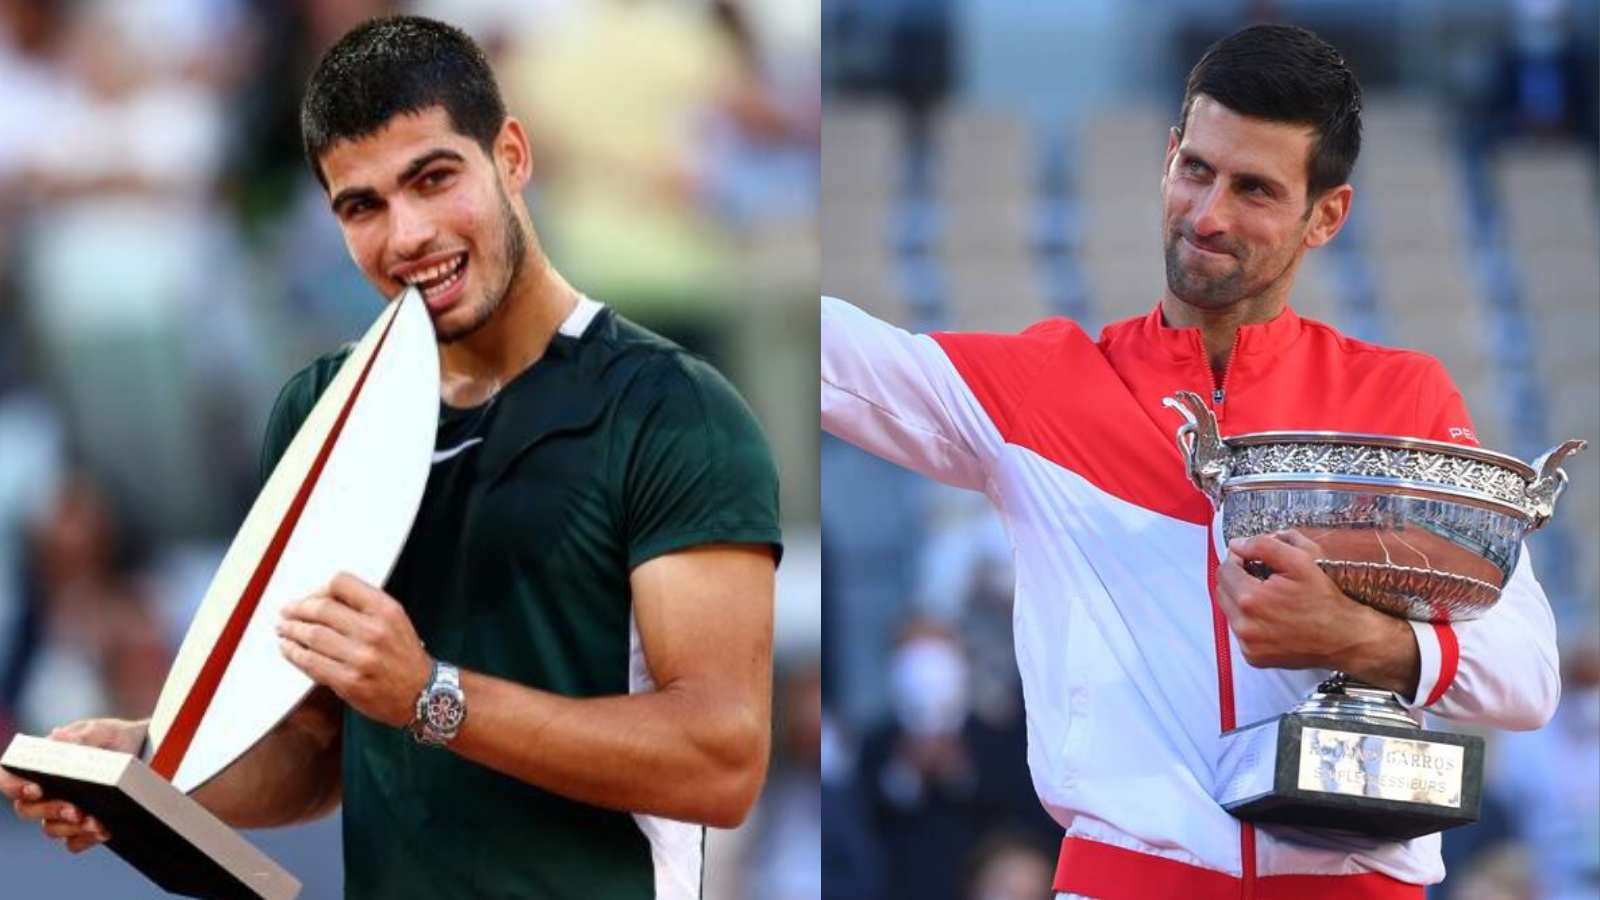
[821,24,1560,900]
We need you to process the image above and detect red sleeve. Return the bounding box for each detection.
[930,319,1076,443]
[1414,357,1480,447]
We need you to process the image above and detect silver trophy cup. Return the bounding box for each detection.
[1164,390,1585,839]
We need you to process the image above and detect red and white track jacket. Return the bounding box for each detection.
[821,295,1561,898]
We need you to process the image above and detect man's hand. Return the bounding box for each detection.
[1216,531,1419,695]
[278,573,432,728]
[1,718,146,853]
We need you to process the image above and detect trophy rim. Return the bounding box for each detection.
[1224,430,1537,480]
[1223,474,1534,521]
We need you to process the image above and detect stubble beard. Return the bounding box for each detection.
[1163,228,1250,310]
[436,184,528,345]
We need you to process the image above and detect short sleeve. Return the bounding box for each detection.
[621,355,783,570]
[257,351,349,488]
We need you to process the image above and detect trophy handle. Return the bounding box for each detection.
[1525,439,1587,530]
[1162,390,1229,505]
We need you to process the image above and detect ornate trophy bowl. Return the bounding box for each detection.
[1163,390,1586,839]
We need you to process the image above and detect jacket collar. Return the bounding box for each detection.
[1138,300,1304,362]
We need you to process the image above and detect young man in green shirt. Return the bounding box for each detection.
[4,16,782,899]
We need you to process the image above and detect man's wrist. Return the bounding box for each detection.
[1340,609,1421,699]
[410,660,467,747]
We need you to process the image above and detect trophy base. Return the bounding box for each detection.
[1,734,301,899]
[1216,710,1483,840]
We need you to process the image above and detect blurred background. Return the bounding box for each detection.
[820,1,1598,899]
[0,0,818,896]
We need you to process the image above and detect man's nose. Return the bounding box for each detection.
[388,198,437,260]
[1189,184,1231,238]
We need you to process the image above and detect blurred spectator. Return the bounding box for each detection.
[965,831,1055,900]
[13,472,164,732]
[741,663,824,900]
[13,0,250,537]
[0,388,64,738]
[822,708,883,900]
[503,0,744,353]
[1485,631,1600,900]
[857,618,1054,900]
[1474,0,1598,149]
[0,0,72,242]
[914,493,1019,728]
[501,0,816,367]
[226,0,395,229]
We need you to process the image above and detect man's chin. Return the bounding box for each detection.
[432,300,496,345]
[1167,276,1249,310]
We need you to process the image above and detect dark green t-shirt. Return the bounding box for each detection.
[259,302,782,899]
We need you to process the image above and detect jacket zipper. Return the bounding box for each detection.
[1202,337,1254,897]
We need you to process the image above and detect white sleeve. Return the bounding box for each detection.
[820,296,1002,492]
[1407,546,1561,730]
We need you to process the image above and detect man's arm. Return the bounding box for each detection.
[1402,358,1562,728]
[190,686,344,828]
[1218,531,1560,730]
[822,295,1003,491]
[1404,549,1560,729]
[451,543,773,826]
[278,543,775,827]
[2,689,343,853]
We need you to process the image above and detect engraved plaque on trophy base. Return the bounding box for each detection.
[2,735,301,899]
[1215,713,1483,840]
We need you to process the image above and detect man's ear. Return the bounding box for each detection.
[1162,127,1180,186]
[495,117,533,190]
[1304,183,1353,249]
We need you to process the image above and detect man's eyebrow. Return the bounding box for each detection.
[398,148,465,185]
[329,148,467,213]
[1181,149,1288,195]
[1234,171,1289,196]
[330,185,378,214]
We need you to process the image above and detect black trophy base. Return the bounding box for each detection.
[1216,713,1483,841]
[2,735,301,899]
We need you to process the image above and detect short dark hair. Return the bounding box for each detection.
[1177,24,1363,199]
[300,15,507,189]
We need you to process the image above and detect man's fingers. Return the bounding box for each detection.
[1228,533,1312,578]
[327,572,382,612]
[16,799,80,823]
[66,832,105,853]
[0,771,39,803]
[1274,528,1325,557]
[1214,556,1249,617]
[280,638,353,691]
[54,720,111,749]
[282,594,367,638]
[277,619,362,665]
[42,817,93,840]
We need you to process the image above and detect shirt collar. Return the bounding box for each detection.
[544,296,606,360]
[559,295,604,339]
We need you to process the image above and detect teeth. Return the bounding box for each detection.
[404,254,464,286]
[423,261,465,298]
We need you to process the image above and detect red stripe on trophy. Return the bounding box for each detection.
[1424,624,1459,707]
[150,302,404,781]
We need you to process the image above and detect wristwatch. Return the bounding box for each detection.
[410,660,466,747]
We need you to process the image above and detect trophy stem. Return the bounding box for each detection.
[1292,671,1421,729]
